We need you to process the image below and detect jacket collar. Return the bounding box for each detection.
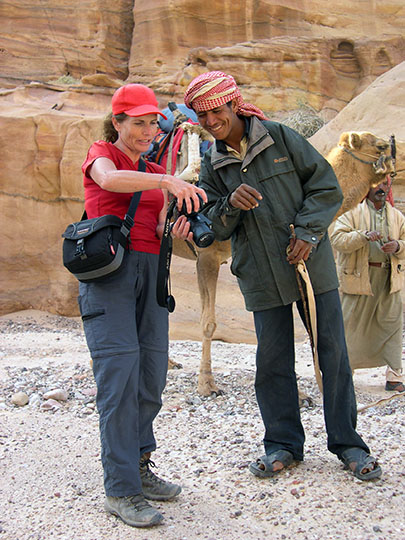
[210,116,275,171]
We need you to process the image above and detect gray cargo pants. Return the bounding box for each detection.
[78,251,169,496]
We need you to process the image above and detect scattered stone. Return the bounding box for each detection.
[43,389,68,401]
[81,387,97,397]
[11,392,29,406]
[41,399,62,411]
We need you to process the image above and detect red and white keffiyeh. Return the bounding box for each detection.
[184,71,269,121]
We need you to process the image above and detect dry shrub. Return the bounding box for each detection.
[48,74,80,85]
[281,104,324,139]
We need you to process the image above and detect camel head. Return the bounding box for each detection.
[337,131,395,183]
[327,131,396,219]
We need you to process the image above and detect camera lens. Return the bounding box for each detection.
[177,195,215,248]
[194,231,215,248]
[188,214,215,248]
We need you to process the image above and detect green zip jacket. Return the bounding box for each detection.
[199,117,342,311]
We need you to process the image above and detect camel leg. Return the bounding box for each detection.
[196,249,223,396]
[298,388,313,408]
[168,357,183,370]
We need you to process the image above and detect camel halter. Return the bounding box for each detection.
[389,134,397,178]
[337,133,396,177]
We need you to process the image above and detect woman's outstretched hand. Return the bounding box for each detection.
[165,176,207,214]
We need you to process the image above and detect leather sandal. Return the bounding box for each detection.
[249,449,294,478]
[340,448,382,481]
[385,381,405,392]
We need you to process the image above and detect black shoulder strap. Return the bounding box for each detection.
[120,158,146,235]
[82,158,147,229]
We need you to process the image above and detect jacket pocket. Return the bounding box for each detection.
[230,227,265,292]
[339,270,363,295]
[257,168,302,224]
[257,164,296,181]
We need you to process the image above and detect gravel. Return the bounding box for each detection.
[0,311,404,540]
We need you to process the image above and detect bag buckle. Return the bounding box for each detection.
[121,214,134,237]
[75,238,87,260]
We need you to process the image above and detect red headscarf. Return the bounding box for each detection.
[184,71,269,121]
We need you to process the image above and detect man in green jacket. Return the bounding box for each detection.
[184,70,381,481]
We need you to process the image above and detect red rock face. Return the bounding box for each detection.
[160,36,404,115]
[1,1,404,105]
[0,0,134,85]
[128,1,404,105]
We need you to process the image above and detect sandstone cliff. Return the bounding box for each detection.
[0,0,133,83]
[1,64,404,320]
[169,36,404,115]
[1,1,404,115]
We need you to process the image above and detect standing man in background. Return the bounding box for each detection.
[331,178,405,393]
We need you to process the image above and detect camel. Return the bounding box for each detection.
[165,124,395,397]
[328,131,394,219]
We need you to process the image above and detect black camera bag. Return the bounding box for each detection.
[62,214,131,282]
[62,159,146,283]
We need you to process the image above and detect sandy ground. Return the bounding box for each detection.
[0,310,404,540]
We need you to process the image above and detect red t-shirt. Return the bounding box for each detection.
[82,141,165,254]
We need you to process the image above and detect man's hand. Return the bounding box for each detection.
[287,237,315,265]
[381,236,400,254]
[365,230,382,242]
[229,184,262,210]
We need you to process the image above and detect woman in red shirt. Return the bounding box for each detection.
[80,84,206,529]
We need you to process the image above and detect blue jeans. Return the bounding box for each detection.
[253,289,369,461]
[78,251,169,496]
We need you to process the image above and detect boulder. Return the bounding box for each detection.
[310,62,405,213]
[0,0,133,85]
[0,87,106,316]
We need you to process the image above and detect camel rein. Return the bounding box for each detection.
[289,225,404,413]
[338,147,390,174]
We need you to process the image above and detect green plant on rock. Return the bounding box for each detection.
[48,74,81,85]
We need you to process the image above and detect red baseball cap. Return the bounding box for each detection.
[111,84,167,119]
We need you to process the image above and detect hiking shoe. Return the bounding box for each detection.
[140,457,182,501]
[104,494,163,528]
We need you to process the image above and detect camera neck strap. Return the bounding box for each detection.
[156,199,177,312]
